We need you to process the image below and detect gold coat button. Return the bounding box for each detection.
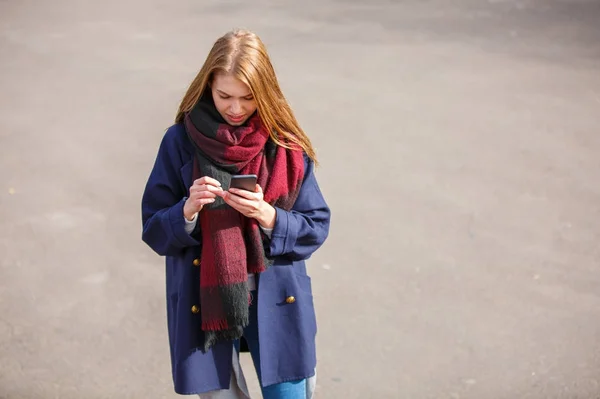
[285,296,296,304]
[191,305,200,314]
[193,258,201,266]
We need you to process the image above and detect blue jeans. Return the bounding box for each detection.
[239,292,310,399]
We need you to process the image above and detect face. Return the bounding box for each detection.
[210,73,258,126]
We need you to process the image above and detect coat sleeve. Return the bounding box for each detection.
[268,158,331,261]
[141,128,200,256]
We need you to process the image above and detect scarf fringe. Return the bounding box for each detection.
[202,319,230,331]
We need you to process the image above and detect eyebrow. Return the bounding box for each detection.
[216,89,253,98]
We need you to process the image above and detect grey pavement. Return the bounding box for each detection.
[1,0,600,398]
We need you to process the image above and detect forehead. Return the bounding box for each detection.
[212,73,251,96]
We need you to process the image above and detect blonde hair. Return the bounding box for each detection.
[175,29,317,164]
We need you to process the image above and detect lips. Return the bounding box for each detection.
[227,114,245,122]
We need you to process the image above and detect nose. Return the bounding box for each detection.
[230,100,242,114]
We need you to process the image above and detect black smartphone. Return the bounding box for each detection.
[230,174,258,191]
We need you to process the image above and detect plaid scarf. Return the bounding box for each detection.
[184,93,305,351]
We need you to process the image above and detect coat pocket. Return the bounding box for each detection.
[280,272,316,337]
[293,272,314,296]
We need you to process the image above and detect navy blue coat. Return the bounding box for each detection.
[141,124,331,394]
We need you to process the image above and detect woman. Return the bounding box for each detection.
[141,29,331,399]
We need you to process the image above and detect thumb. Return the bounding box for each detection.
[255,184,263,194]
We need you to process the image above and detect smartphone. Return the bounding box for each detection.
[230,174,258,191]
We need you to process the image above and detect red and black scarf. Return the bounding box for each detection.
[184,92,305,351]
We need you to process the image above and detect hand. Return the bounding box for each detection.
[183,177,223,220]
[219,185,276,228]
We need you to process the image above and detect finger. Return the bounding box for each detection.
[206,185,224,193]
[189,197,215,213]
[228,187,261,201]
[254,184,263,194]
[226,193,259,211]
[192,184,223,194]
[222,192,252,211]
[197,198,216,206]
[192,190,217,199]
[193,176,222,187]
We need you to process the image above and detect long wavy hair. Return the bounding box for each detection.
[175,29,317,164]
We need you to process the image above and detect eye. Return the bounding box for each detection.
[244,96,254,101]
[219,95,231,99]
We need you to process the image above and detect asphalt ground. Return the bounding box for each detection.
[1,0,600,398]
